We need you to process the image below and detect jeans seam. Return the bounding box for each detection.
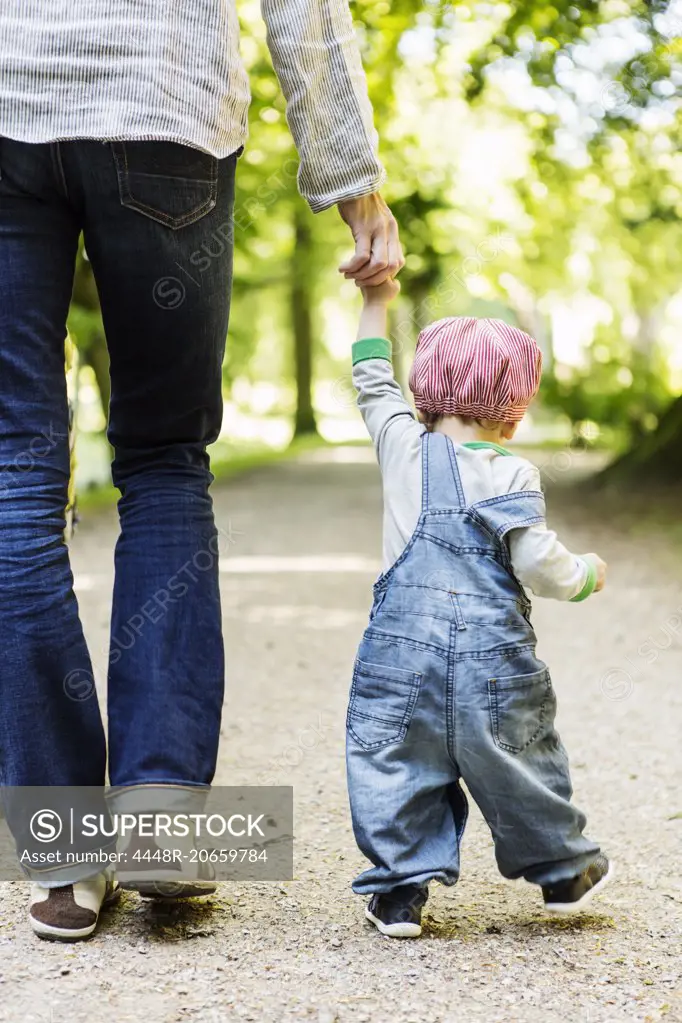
[364,627,448,659]
[347,722,408,752]
[454,642,537,662]
[446,623,457,764]
[422,530,500,561]
[495,515,546,538]
[354,660,421,686]
[472,490,545,511]
[445,436,466,507]
[421,431,429,511]
[108,781,211,791]
[349,708,405,725]
[52,143,69,199]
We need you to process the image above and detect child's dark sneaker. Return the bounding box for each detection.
[542,855,613,915]
[365,884,428,937]
[29,869,120,941]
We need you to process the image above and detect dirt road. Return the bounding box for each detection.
[1,447,680,1023]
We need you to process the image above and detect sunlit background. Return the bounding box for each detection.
[67,0,682,490]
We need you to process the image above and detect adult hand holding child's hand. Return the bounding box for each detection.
[338,193,405,287]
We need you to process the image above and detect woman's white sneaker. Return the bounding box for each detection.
[29,869,120,941]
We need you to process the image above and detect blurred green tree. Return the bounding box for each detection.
[461,0,680,474]
[63,0,680,480]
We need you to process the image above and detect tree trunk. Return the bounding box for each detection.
[499,274,551,370]
[290,203,318,438]
[71,252,111,422]
[601,394,682,484]
[81,332,111,423]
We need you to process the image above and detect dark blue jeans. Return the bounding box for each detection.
[0,139,236,816]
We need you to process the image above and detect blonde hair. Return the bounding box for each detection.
[417,412,507,433]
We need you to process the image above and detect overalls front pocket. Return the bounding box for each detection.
[347,658,422,751]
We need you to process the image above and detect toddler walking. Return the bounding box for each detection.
[347,279,611,938]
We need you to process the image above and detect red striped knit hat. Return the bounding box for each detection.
[408,317,542,422]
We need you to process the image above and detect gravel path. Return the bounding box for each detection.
[1,447,680,1023]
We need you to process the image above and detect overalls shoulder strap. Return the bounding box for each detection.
[471,489,546,541]
[421,432,466,512]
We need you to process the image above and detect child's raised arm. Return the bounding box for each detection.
[352,281,421,467]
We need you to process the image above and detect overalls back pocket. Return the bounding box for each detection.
[347,658,421,751]
[487,666,555,755]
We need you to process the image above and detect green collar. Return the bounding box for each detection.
[461,441,514,456]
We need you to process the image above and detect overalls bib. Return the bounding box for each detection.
[346,432,599,893]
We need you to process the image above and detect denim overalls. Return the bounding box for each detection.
[347,432,599,894]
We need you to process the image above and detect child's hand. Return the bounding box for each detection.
[586,553,607,592]
[361,279,401,306]
[356,279,400,343]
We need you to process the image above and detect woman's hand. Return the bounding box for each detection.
[338,194,404,286]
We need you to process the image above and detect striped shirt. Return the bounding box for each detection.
[0,0,385,212]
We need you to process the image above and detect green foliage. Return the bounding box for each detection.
[65,0,681,469]
[542,339,672,444]
[464,0,658,99]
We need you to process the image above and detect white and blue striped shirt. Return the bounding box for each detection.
[0,0,385,211]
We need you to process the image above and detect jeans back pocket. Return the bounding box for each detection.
[488,666,555,755]
[347,658,421,752]
[112,141,218,230]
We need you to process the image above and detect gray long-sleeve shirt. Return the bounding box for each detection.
[352,338,596,602]
[0,0,385,212]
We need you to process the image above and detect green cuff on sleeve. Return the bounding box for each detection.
[352,337,392,365]
[570,557,598,602]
